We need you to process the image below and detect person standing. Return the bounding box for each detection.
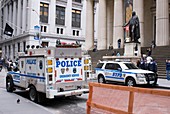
[148,59,158,85]
[117,39,121,48]
[166,59,170,80]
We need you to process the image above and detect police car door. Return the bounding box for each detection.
[105,63,123,82]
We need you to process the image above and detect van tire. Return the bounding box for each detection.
[98,75,106,83]
[6,76,14,92]
[29,86,38,102]
[126,77,136,87]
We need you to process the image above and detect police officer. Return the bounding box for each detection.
[148,59,158,85]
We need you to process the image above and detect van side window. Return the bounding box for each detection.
[39,60,43,69]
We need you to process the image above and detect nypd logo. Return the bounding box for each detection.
[56,60,81,68]
[26,59,36,64]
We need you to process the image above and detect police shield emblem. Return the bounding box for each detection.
[73,68,76,73]
[61,68,65,74]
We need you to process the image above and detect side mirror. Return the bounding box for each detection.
[117,68,122,71]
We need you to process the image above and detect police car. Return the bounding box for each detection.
[95,61,157,86]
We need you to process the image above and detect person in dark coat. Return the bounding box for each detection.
[148,59,158,85]
[166,59,170,81]
[123,11,140,43]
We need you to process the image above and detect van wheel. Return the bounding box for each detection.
[6,77,14,92]
[126,78,136,87]
[29,86,38,102]
[98,75,106,83]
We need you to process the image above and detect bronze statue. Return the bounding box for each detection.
[123,11,140,43]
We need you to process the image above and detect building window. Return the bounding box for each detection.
[41,42,48,47]
[61,28,63,34]
[23,41,26,52]
[40,2,49,23]
[73,30,80,36]
[8,45,11,58]
[56,6,65,25]
[13,44,15,59]
[57,28,60,34]
[72,9,81,28]
[73,30,76,36]
[73,0,82,3]
[56,28,64,34]
[41,25,47,32]
[76,31,79,36]
[18,43,20,52]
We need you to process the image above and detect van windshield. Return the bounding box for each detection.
[124,63,138,69]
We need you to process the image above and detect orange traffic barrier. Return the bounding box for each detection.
[87,82,170,114]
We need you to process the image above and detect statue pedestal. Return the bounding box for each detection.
[124,42,141,57]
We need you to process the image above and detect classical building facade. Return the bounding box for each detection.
[0,0,86,60]
[0,0,170,60]
[86,0,170,50]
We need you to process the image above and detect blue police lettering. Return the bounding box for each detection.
[26,59,36,64]
[56,60,82,67]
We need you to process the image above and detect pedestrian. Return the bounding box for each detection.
[0,58,3,72]
[148,59,157,73]
[151,40,156,49]
[112,51,115,56]
[146,55,153,70]
[109,43,113,50]
[148,59,158,85]
[117,39,121,48]
[147,48,152,56]
[139,57,146,70]
[116,51,120,56]
[166,59,170,81]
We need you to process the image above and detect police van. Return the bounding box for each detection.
[6,43,89,102]
[95,60,157,86]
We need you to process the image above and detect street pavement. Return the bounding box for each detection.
[0,69,170,114]
[0,69,52,114]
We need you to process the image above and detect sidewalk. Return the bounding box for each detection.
[157,78,170,89]
[0,69,52,114]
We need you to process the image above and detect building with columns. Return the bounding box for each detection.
[0,0,170,60]
[0,0,87,60]
[86,0,170,50]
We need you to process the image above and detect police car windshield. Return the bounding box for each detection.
[124,63,138,69]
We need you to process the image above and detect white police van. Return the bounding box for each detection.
[95,60,157,86]
[6,44,88,102]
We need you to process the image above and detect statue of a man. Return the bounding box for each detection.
[123,11,140,43]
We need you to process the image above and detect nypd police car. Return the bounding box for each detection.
[95,61,157,86]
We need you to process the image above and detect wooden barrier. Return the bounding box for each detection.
[86,82,170,114]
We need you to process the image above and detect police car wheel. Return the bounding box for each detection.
[29,86,37,102]
[6,77,14,92]
[98,75,106,83]
[126,78,136,87]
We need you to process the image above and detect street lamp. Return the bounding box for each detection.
[26,7,41,46]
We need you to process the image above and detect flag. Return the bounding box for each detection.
[4,23,13,36]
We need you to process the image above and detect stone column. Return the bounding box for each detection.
[65,0,72,35]
[133,0,144,46]
[113,0,123,49]
[12,1,17,36]
[156,0,169,46]
[85,0,94,50]
[17,0,21,35]
[106,0,114,49]
[9,4,12,23]
[0,5,2,37]
[49,0,55,33]
[97,0,107,50]
[22,0,27,33]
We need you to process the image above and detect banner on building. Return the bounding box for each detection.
[4,23,13,36]
[124,0,133,38]
[34,25,40,40]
